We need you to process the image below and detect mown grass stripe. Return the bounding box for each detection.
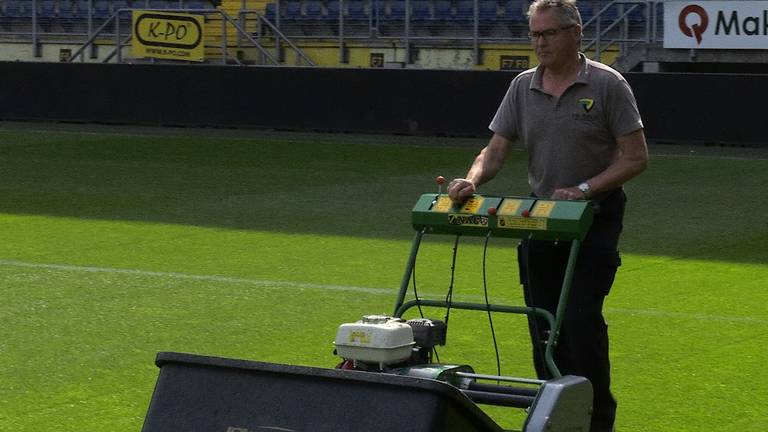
[2,258,764,325]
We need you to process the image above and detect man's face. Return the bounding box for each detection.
[529,8,580,69]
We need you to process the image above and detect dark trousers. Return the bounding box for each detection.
[517,190,626,432]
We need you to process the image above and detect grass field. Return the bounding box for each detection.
[1,124,767,431]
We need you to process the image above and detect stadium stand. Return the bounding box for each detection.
[5,0,760,73]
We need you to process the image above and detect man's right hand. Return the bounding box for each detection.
[447,178,476,203]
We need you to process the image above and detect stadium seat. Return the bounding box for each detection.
[4,0,31,19]
[628,3,645,23]
[73,0,90,19]
[131,0,148,8]
[112,0,130,11]
[264,2,276,20]
[347,0,366,20]
[281,0,301,21]
[112,0,130,29]
[386,0,406,21]
[411,0,431,21]
[325,0,341,20]
[92,0,112,20]
[58,0,75,18]
[148,0,171,9]
[501,0,523,21]
[478,0,497,20]
[454,0,473,20]
[38,0,57,17]
[56,0,78,30]
[37,0,56,31]
[302,0,323,20]
[183,0,206,8]
[433,0,452,21]
[578,2,593,23]
[596,1,617,22]
[372,0,385,20]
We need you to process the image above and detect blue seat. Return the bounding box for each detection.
[183,0,206,7]
[302,0,323,20]
[627,4,645,23]
[131,0,148,8]
[596,1,617,22]
[478,0,496,20]
[347,0,366,20]
[579,2,593,23]
[5,0,31,18]
[325,0,341,20]
[148,0,171,9]
[411,0,431,20]
[58,0,75,18]
[264,2,276,19]
[93,0,112,19]
[501,0,523,21]
[433,0,451,20]
[37,0,57,30]
[386,0,405,21]
[454,0,473,20]
[38,0,57,17]
[112,0,131,28]
[281,0,301,20]
[72,0,90,18]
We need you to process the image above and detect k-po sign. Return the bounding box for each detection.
[664,1,768,49]
[132,10,205,61]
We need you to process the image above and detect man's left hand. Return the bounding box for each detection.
[551,187,586,200]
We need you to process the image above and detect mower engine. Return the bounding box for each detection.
[333,315,594,432]
[334,315,446,371]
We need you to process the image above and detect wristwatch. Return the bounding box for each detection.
[577,182,592,199]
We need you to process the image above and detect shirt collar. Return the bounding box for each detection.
[530,52,589,90]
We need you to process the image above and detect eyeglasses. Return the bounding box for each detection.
[528,24,576,42]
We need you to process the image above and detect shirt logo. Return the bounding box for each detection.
[578,98,595,113]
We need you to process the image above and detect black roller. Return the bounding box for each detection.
[467,382,539,397]
[461,389,536,408]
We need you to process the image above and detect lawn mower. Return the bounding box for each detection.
[142,178,595,432]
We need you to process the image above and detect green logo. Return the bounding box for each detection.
[578,98,594,112]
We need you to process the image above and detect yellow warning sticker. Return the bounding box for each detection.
[531,200,556,218]
[433,195,453,212]
[497,216,547,231]
[498,199,522,215]
[349,331,371,344]
[459,196,484,214]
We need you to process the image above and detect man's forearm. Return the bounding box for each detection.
[466,134,510,187]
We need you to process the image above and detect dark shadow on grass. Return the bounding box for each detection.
[1,124,767,264]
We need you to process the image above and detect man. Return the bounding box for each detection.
[447,1,648,431]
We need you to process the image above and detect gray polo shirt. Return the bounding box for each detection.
[489,53,643,198]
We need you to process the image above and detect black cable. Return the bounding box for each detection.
[411,246,425,319]
[522,238,549,379]
[444,234,460,325]
[410,228,439,362]
[482,232,502,378]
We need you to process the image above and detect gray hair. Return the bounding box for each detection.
[527,0,583,27]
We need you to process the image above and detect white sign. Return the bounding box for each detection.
[664,1,768,49]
